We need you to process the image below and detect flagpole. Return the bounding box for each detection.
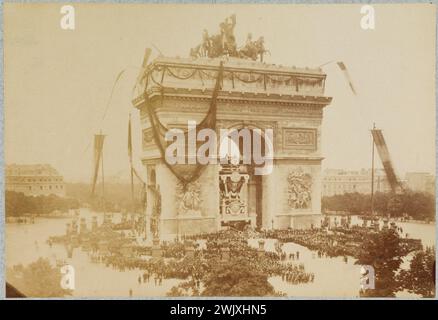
[129,114,135,213]
[370,123,376,215]
[318,60,335,68]
[130,165,134,198]
[101,140,105,216]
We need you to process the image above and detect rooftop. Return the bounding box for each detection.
[146,56,326,77]
[133,55,330,107]
[6,164,62,177]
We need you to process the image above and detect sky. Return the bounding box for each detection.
[3,3,436,182]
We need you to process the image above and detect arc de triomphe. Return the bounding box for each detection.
[132,55,332,239]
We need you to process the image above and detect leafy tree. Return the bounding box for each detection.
[167,279,200,297]
[6,258,72,297]
[398,247,435,297]
[402,191,435,221]
[202,258,276,297]
[322,191,435,221]
[5,191,35,216]
[5,191,79,217]
[386,194,404,217]
[356,229,404,297]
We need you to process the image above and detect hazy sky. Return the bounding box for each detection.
[4,3,436,182]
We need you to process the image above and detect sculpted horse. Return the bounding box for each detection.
[239,35,270,62]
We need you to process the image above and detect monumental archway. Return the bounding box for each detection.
[132,54,332,240]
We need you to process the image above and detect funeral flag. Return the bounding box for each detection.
[371,129,401,192]
[91,134,105,196]
[337,61,357,95]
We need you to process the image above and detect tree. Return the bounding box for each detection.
[386,194,404,217]
[6,258,72,297]
[403,191,435,221]
[356,229,404,297]
[398,247,435,298]
[5,191,35,216]
[322,191,435,221]
[202,258,276,297]
[5,191,79,217]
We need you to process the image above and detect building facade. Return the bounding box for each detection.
[322,168,391,197]
[5,164,66,197]
[405,172,435,194]
[133,56,332,238]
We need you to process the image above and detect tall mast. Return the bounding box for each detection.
[370,123,376,215]
[101,132,105,214]
[131,167,134,209]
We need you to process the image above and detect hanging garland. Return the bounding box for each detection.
[166,67,199,80]
[199,69,220,80]
[295,77,323,85]
[144,62,224,186]
[233,72,264,84]
[149,66,166,87]
[146,63,323,94]
[265,74,293,84]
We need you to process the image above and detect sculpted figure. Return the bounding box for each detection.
[221,14,237,56]
[189,15,269,61]
[239,34,269,61]
[177,182,202,215]
[150,185,161,239]
[190,29,211,58]
[287,171,312,209]
[201,29,211,57]
[190,14,239,58]
[239,33,257,60]
[254,36,269,62]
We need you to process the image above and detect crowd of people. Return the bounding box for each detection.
[265,228,358,258]
[137,269,164,286]
[264,223,422,259]
[281,263,314,284]
[45,213,425,296]
[83,228,317,295]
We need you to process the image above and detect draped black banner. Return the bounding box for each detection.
[91,134,105,196]
[371,129,402,192]
[145,61,224,186]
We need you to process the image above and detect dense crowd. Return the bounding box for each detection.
[264,225,422,259]
[281,263,314,284]
[46,215,425,296]
[264,228,358,257]
[82,228,316,296]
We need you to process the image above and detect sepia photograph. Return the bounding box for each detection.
[2,2,436,299]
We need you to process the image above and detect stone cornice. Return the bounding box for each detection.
[133,88,332,109]
[147,56,326,78]
[141,156,324,164]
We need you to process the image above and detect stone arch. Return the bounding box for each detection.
[218,122,270,229]
[218,122,274,170]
